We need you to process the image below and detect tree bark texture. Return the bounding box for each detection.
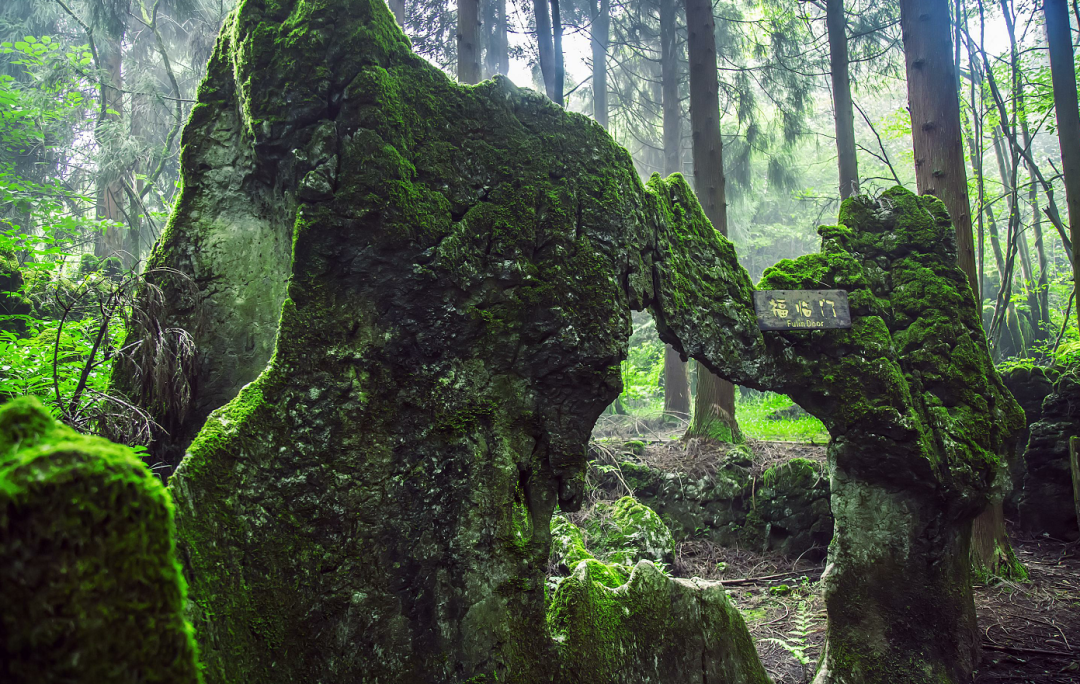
[551,0,564,104]
[1043,0,1080,333]
[684,0,738,440]
[827,0,859,197]
[590,0,610,127]
[457,0,481,84]
[534,0,556,100]
[899,0,978,297]
[660,0,689,418]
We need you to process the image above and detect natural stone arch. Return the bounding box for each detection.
[117,0,1023,682]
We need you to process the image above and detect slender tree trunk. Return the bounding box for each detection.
[683,0,738,442]
[388,0,405,27]
[660,0,689,419]
[96,38,125,263]
[1044,0,1080,333]
[827,0,858,197]
[899,0,978,296]
[482,0,497,78]
[534,0,556,99]
[551,0,564,104]
[458,0,481,84]
[496,0,508,75]
[590,0,610,127]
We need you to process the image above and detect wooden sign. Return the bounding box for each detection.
[753,290,851,331]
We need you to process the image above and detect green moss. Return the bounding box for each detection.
[547,559,770,682]
[0,396,202,683]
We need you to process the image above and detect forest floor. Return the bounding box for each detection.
[615,437,1080,684]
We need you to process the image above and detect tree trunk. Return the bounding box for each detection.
[683,0,738,442]
[388,0,405,27]
[827,0,858,197]
[660,0,689,418]
[1044,0,1080,333]
[899,0,978,296]
[495,0,508,75]
[551,0,564,104]
[534,0,556,99]
[457,0,481,84]
[96,38,126,262]
[590,0,610,127]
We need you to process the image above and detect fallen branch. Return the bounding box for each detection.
[719,569,824,586]
[981,643,1076,658]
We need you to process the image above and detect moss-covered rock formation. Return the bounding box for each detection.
[133,0,767,681]
[588,445,832,559]
[549,559,771,683]
[738,189,1023,684]
[0,246,31,336]
[1000,364,1058,512]
[1017,373,1080,540]
[0,396,201,684]
[549,497,674,570]
[546,509,768,682]
[118,0,1018,678]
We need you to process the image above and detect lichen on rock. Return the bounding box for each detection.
[0,396,201,684]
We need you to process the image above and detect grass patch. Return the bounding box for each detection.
[736,391,828,444]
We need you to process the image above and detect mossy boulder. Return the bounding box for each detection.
[0,246,31,335]
[588,448,832,559]
[0,396,201,684]
[738,189,1023,684]
[548,560,771,684]
[588,496,676,566]
[549,514,595,573]
[1017,373,1080,540]
[1000,364,1058,511]
[550,497,674,571]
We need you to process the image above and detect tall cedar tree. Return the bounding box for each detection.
[590,0,610,128]
[684,0,739,441]
[1043,0,1080,333]
[458,0,481,83]
[661,0,690,418]
[534,0,564,102]
[827,0,858,196]
[899,0,977,295]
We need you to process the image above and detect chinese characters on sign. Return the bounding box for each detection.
[753,290,852,331]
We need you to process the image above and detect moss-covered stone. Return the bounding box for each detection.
[551,497,675,571]
[0,396,201,684]
[587,450,832,559]
[0,245,31,336]
[740,188,1022,684]
[548,560,771,684]
[1017,373,1080,540]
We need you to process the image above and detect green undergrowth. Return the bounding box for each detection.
[736,391,829,443]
